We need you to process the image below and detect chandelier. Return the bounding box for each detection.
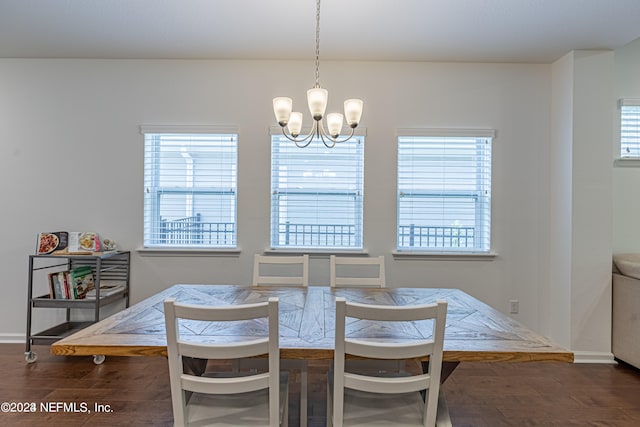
[272,0,364,148]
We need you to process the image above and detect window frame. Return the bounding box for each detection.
[140,125,239,252]
[618,99,640,164]
[395,128,495,255]
[269,128,366,251]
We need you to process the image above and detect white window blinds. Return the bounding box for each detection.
[142,127,237,248]
[397,129,493,252]
[270,134,364,249]
[620,99,640,158]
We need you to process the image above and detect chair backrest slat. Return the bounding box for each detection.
[330,255,386,288]
[346,300,439,321]
[345,339,434,360]
[343,372,432,394]
[181,371,270,395]
[253,254,309,287]
[173,300,273,321]
[178,338,269,360]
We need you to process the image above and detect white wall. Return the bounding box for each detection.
[546,53,574,348]
[0,57,583,349]
[547,50,615,361]
[570,50,614,357]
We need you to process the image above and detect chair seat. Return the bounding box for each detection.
[328,381,451,427]
[329,382,425,427]
[186,372,289,426]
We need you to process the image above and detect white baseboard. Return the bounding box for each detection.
[572,351,616,364]
[0,334,25,344]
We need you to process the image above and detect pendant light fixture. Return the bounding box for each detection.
[272,0,364,148]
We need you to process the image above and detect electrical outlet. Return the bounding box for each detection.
[509,300,519,314]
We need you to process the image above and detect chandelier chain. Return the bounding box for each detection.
[315,0,321,87]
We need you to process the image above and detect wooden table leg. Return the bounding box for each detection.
[421,360,459,426]
[183,356,208,376]
[421,360,460,383]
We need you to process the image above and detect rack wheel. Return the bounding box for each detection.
[25,351,38,363]
[93,355,106,365]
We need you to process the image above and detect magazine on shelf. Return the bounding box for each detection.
[67,232,101,253]
[85,283,125,299]
[35,231,102,255]
[36,232,68,255]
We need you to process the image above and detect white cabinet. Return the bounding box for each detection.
[612,273,640,369]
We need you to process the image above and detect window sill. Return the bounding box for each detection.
[614,158,640,167]
[264,248,368,257]
[392,250,497,261]
[136,247,241,257]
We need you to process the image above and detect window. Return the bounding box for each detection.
[270,133,364,250]
[620,99,640,159]
[142,126,237,249]
[397,129,493,253]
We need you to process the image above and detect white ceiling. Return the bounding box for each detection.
[1,0,640,63]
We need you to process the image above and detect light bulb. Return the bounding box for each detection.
[307,87,328,121]
[326,113,344,138]
[344,99,363,128]
[287,112,303,137]
[273,97,292,126]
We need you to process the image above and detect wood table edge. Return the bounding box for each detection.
[51,343,168,358]
[443,350,574,363]
[51,344,573,364]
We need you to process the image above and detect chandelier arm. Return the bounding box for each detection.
[316,121,357,145]
[317,128,337,149]
[294,138,315,149]
[280,122,317,148]
[328,127,357,144]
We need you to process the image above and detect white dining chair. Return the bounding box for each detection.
[329,255,385,288]
[164,297,289,427]
[251,253,309,427]
[253,254,309,287]
[328,297,448,427]
[330,254,399,374]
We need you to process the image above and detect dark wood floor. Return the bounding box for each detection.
[2,344,640,426]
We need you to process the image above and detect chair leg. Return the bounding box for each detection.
[326,377,333,427]
[436,390,453,427]
[283,387,289,427]
[300,362,308,427]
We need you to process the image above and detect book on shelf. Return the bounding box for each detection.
[69,266,95,299]
[60,271,70,299]
[47,271,75,299]
[85,283,125,299]
[47,272,62,299]
[44,267,121,300]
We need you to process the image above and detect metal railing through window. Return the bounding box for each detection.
[398,224,475,249]
[160,217,475,250]
[279,222,356,247]
[159,214,235,246]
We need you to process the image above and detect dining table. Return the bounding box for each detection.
[51,284,572,426]
[51,284,572,363]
